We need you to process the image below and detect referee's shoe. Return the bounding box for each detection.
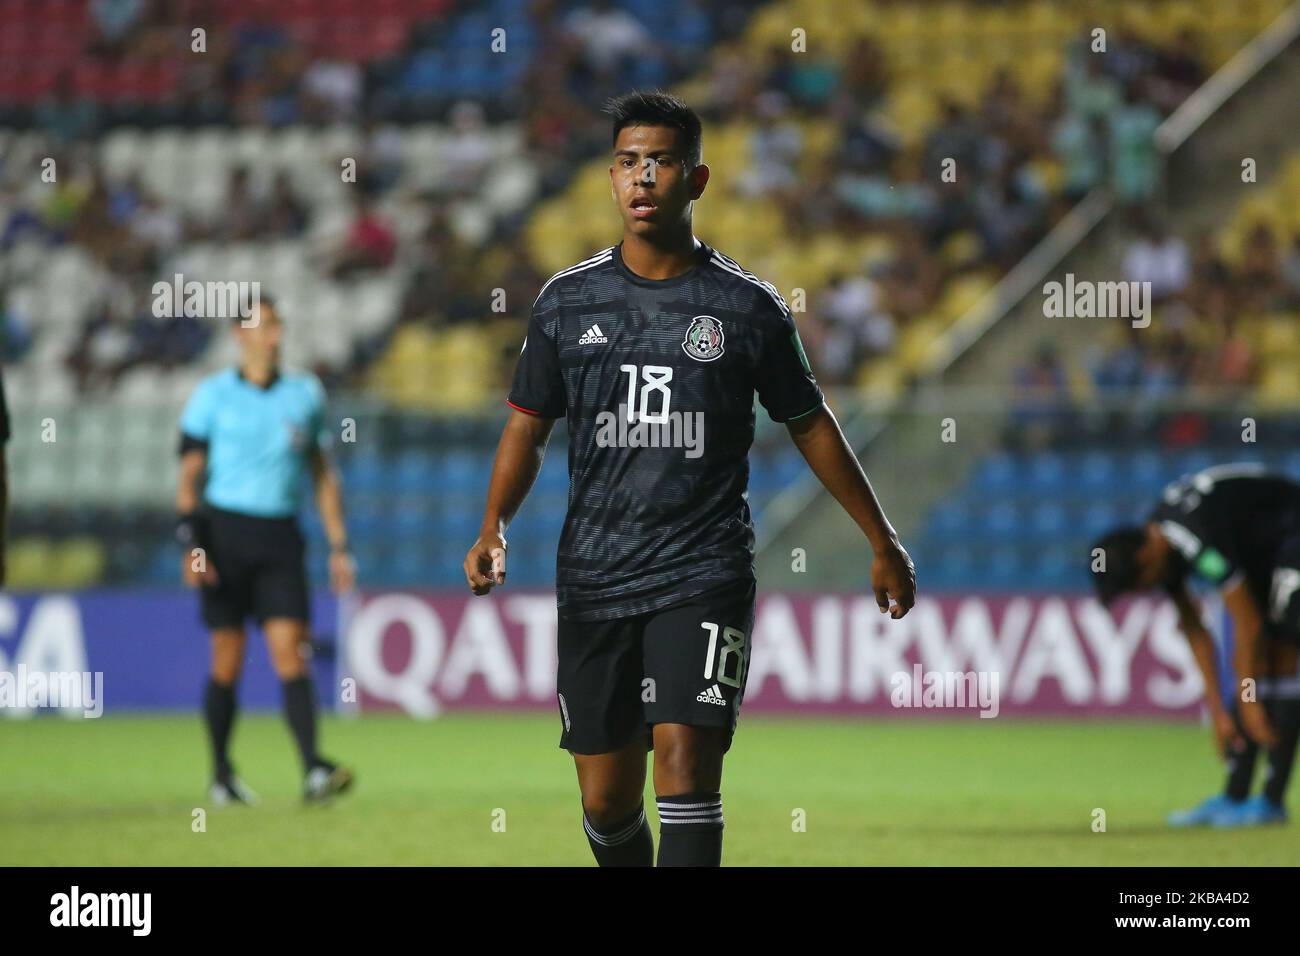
[304,761,355,805]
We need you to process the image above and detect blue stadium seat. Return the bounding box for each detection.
[437,450,482,493]
[971,453,1017,495]
[393,451,435,494]
[1028,502,1068,539]
[929,502,974,538]
[1076,450,1119,494]
[1130,449,1164,480]
[1026,450,1067,493]
[1080,502,1120,538]
[345,454,388,495]
[982,501,1020,539]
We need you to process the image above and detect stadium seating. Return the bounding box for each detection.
[2,0,1296,592]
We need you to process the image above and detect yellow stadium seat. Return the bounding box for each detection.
[1258,360,1300,407]
[7,539,55,590]
[52,538,107,589]
[856,356,905,401]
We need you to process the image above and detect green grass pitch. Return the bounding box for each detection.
[2,713,1296,865]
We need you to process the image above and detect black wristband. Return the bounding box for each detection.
[176,512,210,549]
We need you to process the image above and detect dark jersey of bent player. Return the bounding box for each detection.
[1150,464,1300,610]
[508,240,824,622]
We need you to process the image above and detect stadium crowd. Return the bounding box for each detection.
[0,1,1228,396]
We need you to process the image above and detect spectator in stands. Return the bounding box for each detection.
[1123,214,1190,305]
[840,35,890,110]
[881,226,942,323]
[1239,223,1285,308]
[563,0,658,101]
[1006,342,1073,450]
[1049,81,1104,202]
[1065,46,1121,124]
[359,119,405,195]
[1108,80,1162,207]
[263,172,308,239]
[0,288,34,362]
[325,191,396,279]
[130,189,182,253]
[694,41,762,118]
[974,159,1045,268]
[34,73,101,146]
[441,101,495,198]
[209,167,265,242]
[300,57,363,123]
[1282,233,1300,308]
[736,92,801,199]
[89,0,147,59]
[1149,28,1208,112]
[0,185,48,250]
[807,270,896,384]
[924,99,987,185]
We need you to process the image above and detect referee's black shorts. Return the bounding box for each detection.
[198,507,310,629]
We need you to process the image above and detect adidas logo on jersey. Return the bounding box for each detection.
[578,324,608,345]
[696,684,727,706]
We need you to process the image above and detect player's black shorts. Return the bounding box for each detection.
[198,507,310,629]
[555,577,756,755]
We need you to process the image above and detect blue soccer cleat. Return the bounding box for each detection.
[1167,793,1241,827]
[1210,795,1287,828]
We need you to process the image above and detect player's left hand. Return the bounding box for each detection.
[872,540,916,619]
[329,549,356,594]
[1238,698,1278,748]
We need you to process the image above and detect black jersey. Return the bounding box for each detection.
[508,240,824,621]
[1149,464,1300,605]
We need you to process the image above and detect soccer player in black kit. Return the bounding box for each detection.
[463,92,916,866]
[1092,463,1300,827]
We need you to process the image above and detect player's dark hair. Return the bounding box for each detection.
[604,90,703,168]
[231,293,276,325]
[1089,526,1147,606]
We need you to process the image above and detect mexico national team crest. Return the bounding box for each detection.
[682,315,725,362]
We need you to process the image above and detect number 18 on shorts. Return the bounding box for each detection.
[555,578,756,755]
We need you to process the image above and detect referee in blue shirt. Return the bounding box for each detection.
[177,297,355,805]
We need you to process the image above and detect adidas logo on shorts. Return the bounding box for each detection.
[696,684,727,706]
[578,324,608,345]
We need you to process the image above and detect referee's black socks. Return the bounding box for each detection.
[583,805,654,866]
[656,792,724,867]
[203,677,237,782]
[281,675,321,772]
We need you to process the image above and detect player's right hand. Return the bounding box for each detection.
[1238,698,1278,749]
[180,552,219,589]
[1212,708,1245,758]
[464,532,507,596]
[872,540,916,619]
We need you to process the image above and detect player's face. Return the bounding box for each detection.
[1134,524,1173,590]
[609,124,707,237]
[235,304,282,363]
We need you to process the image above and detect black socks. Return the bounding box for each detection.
[583,805,654,866]
[656,792,724,867]
[282,675,320,773]
[1264,698,1300,806]
[203,677,237,781]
